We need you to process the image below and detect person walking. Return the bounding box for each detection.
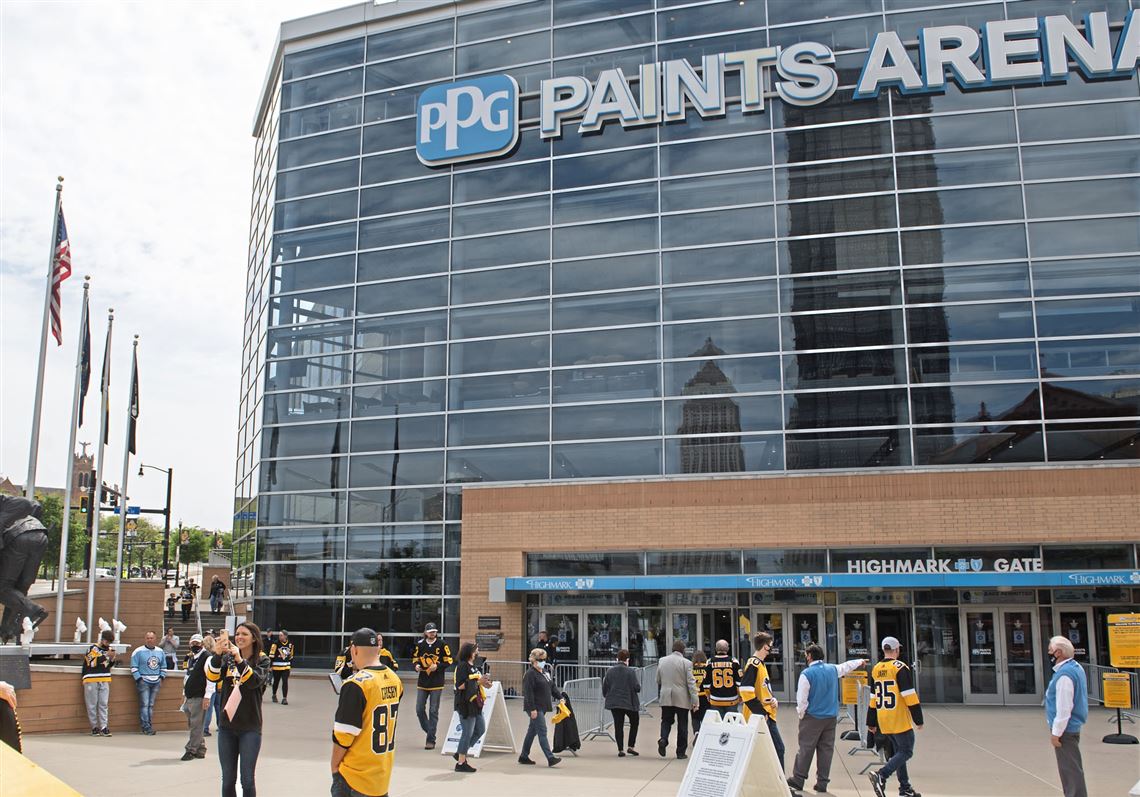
[787,644,866,795]
[206,621,270,797]
[867,636,923,797]
[691,650,710,734]
[331,628,404,797]
[203,633,222,737]
[519,647,562,767]
[130,631,166,735]
[453,641,492,772]
[209,576,228,615]
[82,629,117,737]
[181,633,210,761]
[412,622,452,750]
[703,639,743,718]
[1045,636,1089,797]
[269,630,294,705]
[166,592,177,619]
[536,630,560,668]
[741,631,785,772]
[656,639,698,759]
[602,648,641,757]
[179,583,194,622]
[161,628,180,671]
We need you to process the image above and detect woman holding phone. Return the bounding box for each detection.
[205,622,270,797]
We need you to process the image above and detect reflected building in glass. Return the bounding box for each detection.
[235,0,1140,670]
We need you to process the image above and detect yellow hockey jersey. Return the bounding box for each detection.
[867,658,923,735]
[333,664,404,797]
[740,655,777,720]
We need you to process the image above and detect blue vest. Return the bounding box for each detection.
[1045,659,1088,734]
[804,661,840,719]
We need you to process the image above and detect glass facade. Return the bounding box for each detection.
[237,0,1140,665]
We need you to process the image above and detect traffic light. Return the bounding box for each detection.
[109,490,119,509]
[79,496,89,514]
[100,486,108,504]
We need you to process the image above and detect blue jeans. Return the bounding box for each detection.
[416,689,441,744]
[880,729,915,788]
[331,772,372,797]
[458,711,486,756]
[204,691,221,732]
[521,712,553,761]
[136,680,161,730]
[218,728,261,797]
[767,716,786,771]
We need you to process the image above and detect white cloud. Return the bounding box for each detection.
[1,0,343,529]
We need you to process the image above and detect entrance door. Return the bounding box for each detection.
[1054,607,1098,699]
[840,609,874,661]
[754,608,824,697]
[584,610,624,663]
[541,611,579,665]
[670,611,701,658]
[963,608,1042,705]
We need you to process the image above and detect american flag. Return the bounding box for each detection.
[50,206,73,345]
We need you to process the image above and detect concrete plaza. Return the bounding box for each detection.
[17,676,1140,796]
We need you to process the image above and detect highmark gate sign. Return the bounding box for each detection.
[416,10,1140,165]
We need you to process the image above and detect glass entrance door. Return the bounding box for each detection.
[755,608,824,696]
[670,611,701,658]
[963,609,1043,704]
[541,611,579,665]
[915,607,963,703]
[754,611,787,698]
[1054,607,1098,699]
[840,610,874,660]
[585,610,624,663]
[540,609,626,665]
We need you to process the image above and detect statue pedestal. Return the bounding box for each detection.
[0,642,129,689]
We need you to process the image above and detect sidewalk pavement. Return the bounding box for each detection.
[17,676,1140,796]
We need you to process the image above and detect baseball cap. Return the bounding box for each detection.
[190,633,203,643]
[881,636,901,650]
[351,628,379,647]
[424,622,438,633]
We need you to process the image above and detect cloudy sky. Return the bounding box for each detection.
[0,0,347,529]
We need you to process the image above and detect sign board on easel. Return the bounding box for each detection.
[441,681,516,758]
[677,712,792,797]
[1108,613,1140,668]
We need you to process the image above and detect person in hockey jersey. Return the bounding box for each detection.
[269,630,294,704]
[411,622,452,750]
[741,631,785,772]
[334,636,398,681]
[867,636,923,797]
[82,629,117,737]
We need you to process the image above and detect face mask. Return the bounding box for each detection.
[191,644,202,652]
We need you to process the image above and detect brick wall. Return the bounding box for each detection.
[34,579,165,648]
[20,665,185,734]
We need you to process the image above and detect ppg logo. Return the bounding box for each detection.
[416,75,519,166]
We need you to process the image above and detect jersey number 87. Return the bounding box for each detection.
[371,704,399,754]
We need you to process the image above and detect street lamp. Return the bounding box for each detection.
[138,463,173,574]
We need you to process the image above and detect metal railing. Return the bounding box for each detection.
[562,676,615,743]
[1086,663,1138,723]
[845,683,886,774]
[637,661,659,712]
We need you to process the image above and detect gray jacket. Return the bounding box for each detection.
[602,662,641,711]
[656,651,698,709]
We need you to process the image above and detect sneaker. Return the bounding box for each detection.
[618,750,626,757]
[281,698,288,705]
[193,752,206,759]
[868,771,887,797]
[91,728,100,736]
[813,785,828,793]
[627,748,639,756]
[899,788,922,797]
[547,756,562,767]
[424,741,435,750]
[271,694,278,703]
[181,751,196,761]
[100,728,112,737]
[455,761,477,773]
[677,753,688,760]
[518,756,535,765]
[658,739,667,757]
[203,729,211,737]
[787,778,805,795]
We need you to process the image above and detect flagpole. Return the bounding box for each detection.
[112,335,138,624]
[53,276,91,642]
[86,308,114,642]
[24,176,65,499]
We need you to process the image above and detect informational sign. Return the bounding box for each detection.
[1103,673,1133,710]
[842,672,867,706]
[477,616,501,630]
[1108,614,1140,668]
[677,712,791,797]
[113,506,140,516]
[474,633,501,652]
[440,681,516,758]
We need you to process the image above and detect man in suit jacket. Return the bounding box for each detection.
[656,639,699,759]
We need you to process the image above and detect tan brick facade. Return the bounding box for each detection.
[459,465,1140,658]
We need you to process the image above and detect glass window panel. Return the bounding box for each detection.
[554,402,661,440]
[744,548,828,573]
[366,50,454,92]
[787,428,911,468]
[271,287,354,326]
[784,348,906,390]
[362,86,422,123]
[554,217,659,258]
[256,492,347,527]
[344,598,441,644]
[453,196,549,237]
[553,115,657,156]
[360,176,449,216]
[553,326,658,365]
[659,102,770,143]
[456,31,550,74]
[662,171,773,213]
[783,309,906,351]
[1028,177,1140,220]
[1038,338,1140,378]
[351,415,445,452]
[278,129,359,170]
[769,0,878,24]
[274,223,358,264]
[665,394,781,433]
[1032,258,1140,297]
[445,526,462,559]
[553,253,658,293]
[447,446,550,482]
[1044,422,1140,462]
[257,563,344,596]
[367,19,454,62]
[554,13,653,57]
[1029,218,1140,258]
[1018,102,1140,143]
[553,45,658,85]
[458,0,549,42]
[778,195,897,238]
[452,265,549,305]
[895,111,1017,153]
[448,371,549,410]
[352,379,447,417]
[555,0,651,24]
[907,302,1034,344]
[452,229,550,269]
[349,451,445,488]
[358,242,448,282]
[647,550,742,576]
[665,206,776,248]
[553,440,662,478]
[783,272,900,312]
[258,527,345,562]
[261,455,344,492]
[786,388,909,429]
[361,148,429,185]
[665,317,780,358]
[661,135,771,178]
[774,121,890,164]
[345,525,444,560]
[450,300,549,339]
[891,84,1012,115]
[663,243,776,283]
[356,311,447,348]
[1036,297,1140,337]
[554,290,658,329]
[901,186,1023,227]
[266,353,352,391]
[909,342,1039,384]
[277,161,359,201]
[553,363,660,402]
[912,382,1041,425]
[905,264,1031,304]
[359,210,449,248]
[776,158,892,203]
[454,162,550,203]
[284,38,365,81]
[281,68,363,111]
[261,422,346,459]
[357,277,447,315]
[273,255,355,293]
[1042,542,1135,571]
[448,408,549,446]
[280,99,362,141]
[553,183,658,225]
[658,0,765,40]
[362,118,416,154]
[1044,378,1140,418]
[268,320,354,359]
[914,424,1045,465]
[527,551,644,576]
[345,561,442,596]
[664,281,777,321]
[665,434,784,473]
[771,14,883,51]
[665,355,781,395]
[902,224,1027,265]
[449,335,550,374]
[887,3,1002,42]
[780,232,900,275]
[553,149,656,190]
[354,346,447,382]
[1020,139,1140,180]
[896,148,1020,190]
[275,191,358,231]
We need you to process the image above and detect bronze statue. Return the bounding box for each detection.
[0,495,50,643]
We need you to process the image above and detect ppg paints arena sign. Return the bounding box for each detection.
[417,10,1140,165]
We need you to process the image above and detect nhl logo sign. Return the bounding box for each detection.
[718,732,731,746]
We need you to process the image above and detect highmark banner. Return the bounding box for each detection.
[417,9,1139,165]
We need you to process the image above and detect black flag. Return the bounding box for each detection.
[78,299,91,426]
[99,321,112,445]
[127,348,139,454]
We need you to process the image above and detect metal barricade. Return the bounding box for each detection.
[846,683,886,774]
[1086,663,1137,723]
[554,661,613,687]
[637,661,659,707]
[562,676,614,742]
[489,660,532,700]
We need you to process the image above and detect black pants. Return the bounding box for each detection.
[692,695,709,734]
[611,708,639,751]
[0,530,48,636]
[181,603,191,621]
[272,670,290,699]
[659,706,690,756]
